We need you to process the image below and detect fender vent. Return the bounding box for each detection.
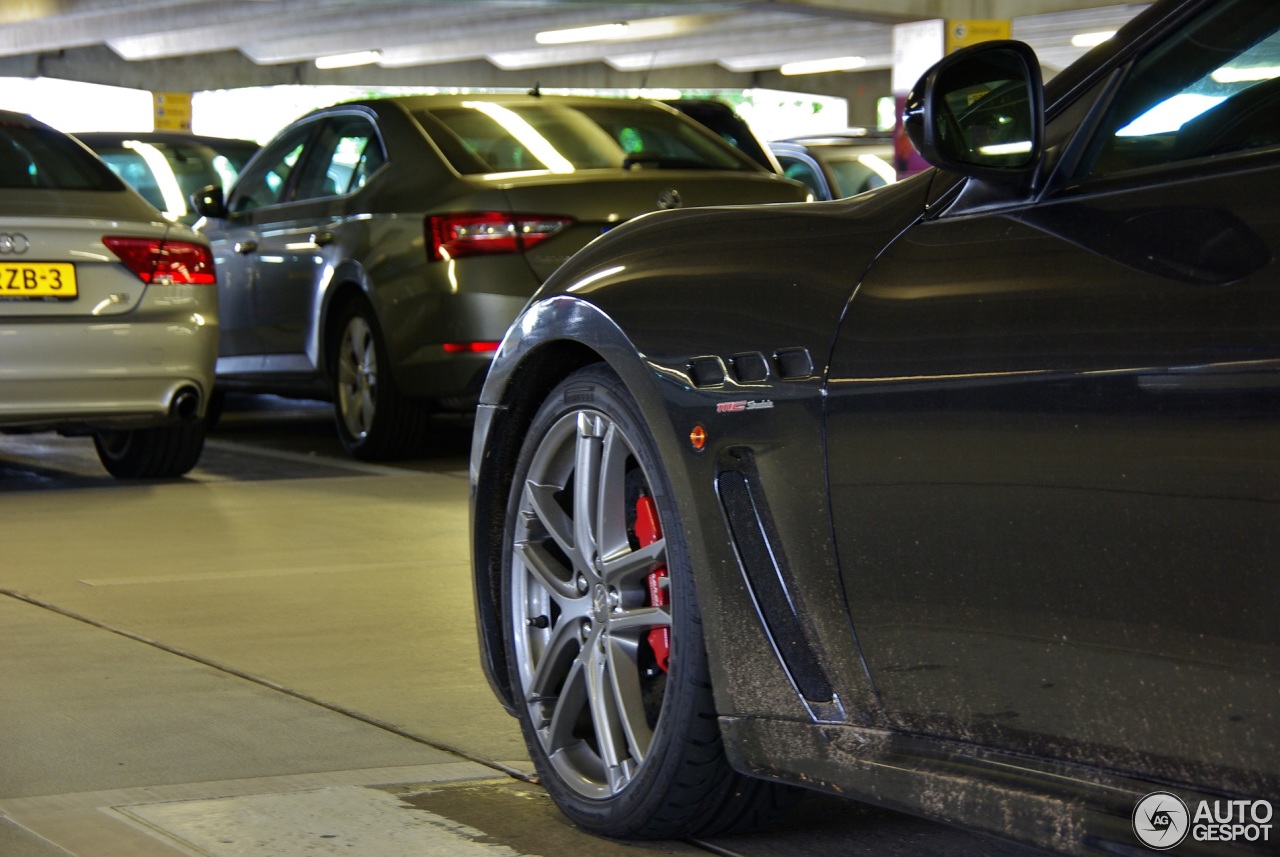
[688,356,726,388]
[716,469,834,704]
[731,351,770,383]
[773,347,814,380]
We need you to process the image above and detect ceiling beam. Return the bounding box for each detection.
[251,6,692,66]
[106,0,420,61]
[387,7,804,69]
[0,0,1147,96]
[0,0,210,57]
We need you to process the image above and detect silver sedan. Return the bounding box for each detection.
[0,110,218,478]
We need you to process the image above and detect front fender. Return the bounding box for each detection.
[471,174,933,725]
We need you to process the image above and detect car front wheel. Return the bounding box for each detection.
[503,364,793,839]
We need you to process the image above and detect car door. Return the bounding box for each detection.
[826,0,1280,788]
[246,112,385,374]
[205,121,316,373]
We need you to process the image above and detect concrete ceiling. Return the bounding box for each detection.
[0,0,1149,95]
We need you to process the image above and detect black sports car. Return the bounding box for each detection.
[469,0,1279,852]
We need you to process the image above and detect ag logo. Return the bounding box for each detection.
[1133,791,1190,850]
[656,189,682,210]
[0,233,30,254]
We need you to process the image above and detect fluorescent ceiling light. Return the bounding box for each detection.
[780,56,866,75]
[536,16,683,45]
[1070,31,1115,48]
[315,50,382,70]
[538,23,627,44]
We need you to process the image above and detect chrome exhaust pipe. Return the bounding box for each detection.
[171,388,200,421]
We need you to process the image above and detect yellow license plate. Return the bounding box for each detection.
[0,262,77,298]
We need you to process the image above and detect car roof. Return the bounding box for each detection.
[73,131,260,148]
[772,131,894,148]
[322,92,685,115]
[0,109,49,130]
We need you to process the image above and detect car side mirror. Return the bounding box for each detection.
[903,40,1044,183]
[191,184,228,219]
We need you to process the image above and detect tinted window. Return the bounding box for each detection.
[824,153,893,196]
[778,155,823,197]
[294,115,384,200]
[89,140,258,217]
[228,123,314,213]
[0,120,122,191]
[416,102,751,175]
[664,100,776,171]
[94,148,168,209]
[1082,0,1280,177]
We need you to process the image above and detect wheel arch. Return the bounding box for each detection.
[319,275,372,382]
[471,297,680,711]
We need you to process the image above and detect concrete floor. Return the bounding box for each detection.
[0,397,1043,857]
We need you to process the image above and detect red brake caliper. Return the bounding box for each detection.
[634,495,670,673]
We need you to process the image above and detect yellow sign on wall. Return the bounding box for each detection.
[946,19,1012,53]
[152,92,192,132]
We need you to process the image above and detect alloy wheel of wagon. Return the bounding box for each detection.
[503,364,792,839]
[330,297,427,461]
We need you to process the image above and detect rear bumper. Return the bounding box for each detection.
[388,292,531,403]
[0,377,210,432]
[0,302,217,432]
[393,348,494,406]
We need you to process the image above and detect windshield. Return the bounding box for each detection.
[824,151,896,196]
[89,140,258,220]
[415,101,753,175]
[0,120,124,191]
[1083,0,1280,176]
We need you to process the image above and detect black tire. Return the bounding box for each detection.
[502,364,794,839]
[93,421,207,479]
[330,296,429,461]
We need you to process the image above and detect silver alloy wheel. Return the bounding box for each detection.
[336,314,377,441]
[511,408,671,800]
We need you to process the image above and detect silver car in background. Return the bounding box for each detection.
[769,131,897,199]
[193,93,809,461]
[0,110,218,478]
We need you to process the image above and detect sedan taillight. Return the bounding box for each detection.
[427,212,573,261]
[103,236,216,285]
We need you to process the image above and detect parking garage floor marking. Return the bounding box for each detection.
[202,439,420,477]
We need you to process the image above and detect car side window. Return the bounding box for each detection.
[294,115,385,200]
[777,156,823,198]
[1079,0,1280,179]
[828,160,888,197]
[227,123,313,214]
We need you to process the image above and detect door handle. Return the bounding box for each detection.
[234,240,258,254]
[312,231,335,246]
